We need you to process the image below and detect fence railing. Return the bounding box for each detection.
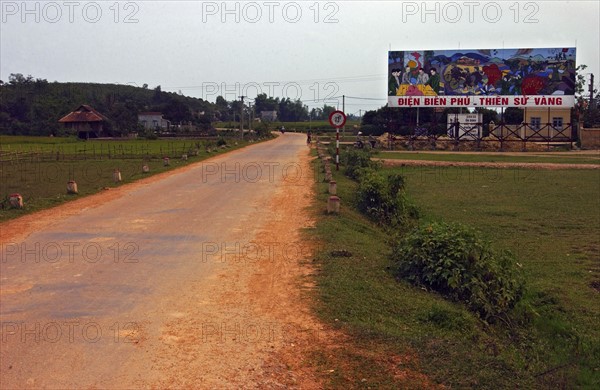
[387,122,576,151]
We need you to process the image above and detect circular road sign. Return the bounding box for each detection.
[329,110,347,128]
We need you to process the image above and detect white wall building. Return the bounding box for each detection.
[138,112,170,131]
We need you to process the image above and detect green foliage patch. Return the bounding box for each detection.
[392,222,525,321]
[355,170,419,230]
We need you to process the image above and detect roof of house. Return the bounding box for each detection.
[58,105,107,123]
[138,112,164,117]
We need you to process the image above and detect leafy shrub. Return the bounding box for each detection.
[140,126,158,140]
[392,222,525,321]
[216,137,227,147]
[356,170,419,229]
[342,148,380,180]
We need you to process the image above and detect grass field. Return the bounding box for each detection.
[379,150,600,165]
[0,135,219,157]
[214,120,361,132]
[0,135,266,221]
[309,153,600,388]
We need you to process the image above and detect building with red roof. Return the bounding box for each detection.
[58,105,108,139]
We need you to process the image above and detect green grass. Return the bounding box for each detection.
[379,151,600,165]
[308,152,600,388]
[0,135,268,221]
[0,135,81,145]
[214,120,361,132]
[0,135,220,157]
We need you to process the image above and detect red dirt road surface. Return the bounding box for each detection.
[0,134,324,388]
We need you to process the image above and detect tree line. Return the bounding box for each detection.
[214,93,337,123]
[0,74,340,137]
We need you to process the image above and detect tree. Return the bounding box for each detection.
[474,107,498,124]
[163,98,192,124]
[254,93,278,113]
[8,73,32,85]
[214,95,230,120]
[502,107,524,124]
[575,65,588,98]
[277,98,308,121]
[574,64,600,127]
[108,101,138,136]
[152,85,162,104]
[321,104,336,120]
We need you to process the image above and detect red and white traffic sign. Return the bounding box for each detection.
[328,110,347,128]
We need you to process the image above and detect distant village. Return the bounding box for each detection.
[57,104,282,139]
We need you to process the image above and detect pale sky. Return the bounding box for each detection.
[1,0,599,115]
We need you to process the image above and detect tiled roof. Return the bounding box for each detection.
[59,105,106,123]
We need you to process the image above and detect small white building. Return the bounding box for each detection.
[138,112,170,131]
[260,110,277,121]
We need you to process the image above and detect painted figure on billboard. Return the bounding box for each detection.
[388,68,401,96]
[388,48,577,107]
[427,68,441,94]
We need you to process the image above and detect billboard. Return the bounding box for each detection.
[388,48,577,108]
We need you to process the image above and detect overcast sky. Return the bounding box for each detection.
[1,0,598,115]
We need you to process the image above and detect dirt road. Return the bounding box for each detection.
[1,134,323,388]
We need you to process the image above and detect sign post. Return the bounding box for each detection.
[329,110,347,171]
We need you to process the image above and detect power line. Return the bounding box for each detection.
[165,74,386,90]
[344,96,387,101]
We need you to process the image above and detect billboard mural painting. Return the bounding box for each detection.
[388,48,577,108]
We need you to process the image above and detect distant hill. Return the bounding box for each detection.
[0,75,216,136]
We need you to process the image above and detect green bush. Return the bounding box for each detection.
[391,222,525,321]
[356,170,419,229]
[342,148,380,180]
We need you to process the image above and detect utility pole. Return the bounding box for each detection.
[342,95,345,138]
[239,95,246,139]
[248,102,253,132]
[589,74,595,108]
